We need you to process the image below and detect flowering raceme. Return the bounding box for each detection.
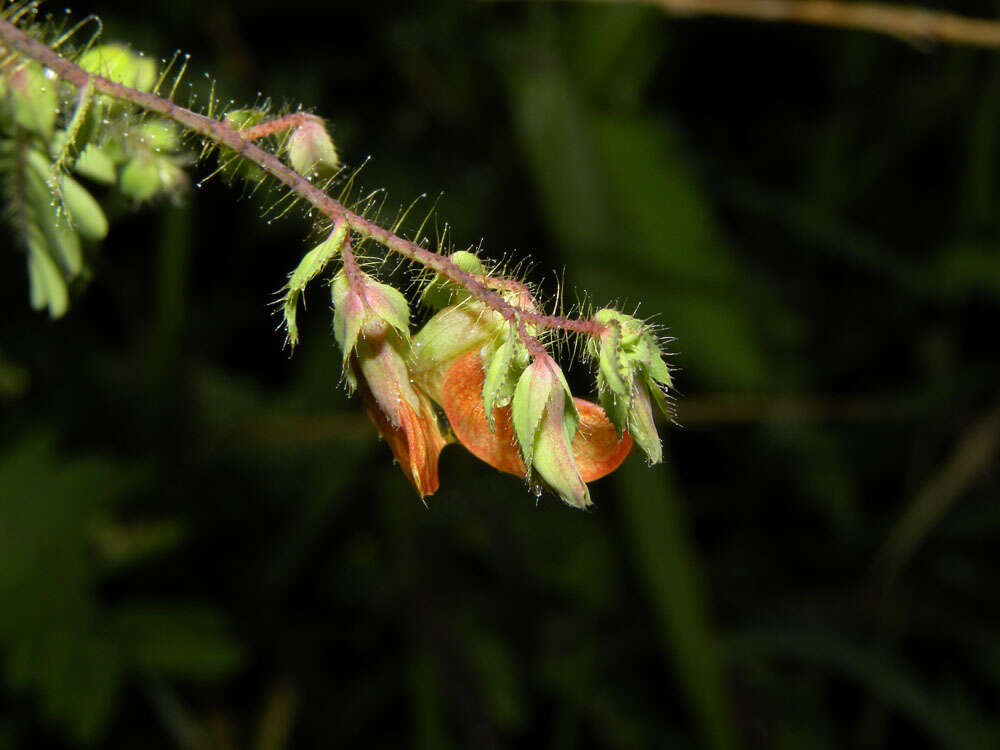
[0,12,672,510]
[326,251,647,508]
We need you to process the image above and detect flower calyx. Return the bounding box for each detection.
[331,267,446,498]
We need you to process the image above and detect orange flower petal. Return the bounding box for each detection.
[441,350,632,482]
[441,350,525,476]
[572,398,633,481]
[357,368,445,497]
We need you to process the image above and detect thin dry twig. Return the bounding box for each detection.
[589,0,1000,48]
[878,397,1000,581]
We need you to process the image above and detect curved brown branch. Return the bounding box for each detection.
[599,0,1000,48]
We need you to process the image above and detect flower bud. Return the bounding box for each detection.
[287,117,339,179]
[73,144,117,185]
[5,63,57,138]
[511,354,592,506]
[119,149,187,203]
[119,152,160,202]
[330,270,445,498]
[220,110,269,184]
[352,321,447,498]
[138,119,179,152]
[57,174,109,241]
[77,44,157,91]
[589,309,673,464]
[331,269,410,377]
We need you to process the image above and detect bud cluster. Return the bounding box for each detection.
[1,43,189,316]
[588,309,674,465]
[75,45,188,202]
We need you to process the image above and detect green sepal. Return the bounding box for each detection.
[645,376,674,420]
[597,320,632,398]
[643,348,672,388]
[363,279,411,340]
[512,357,575,471]
[599,385,629,439]
[282,295,300,351]
[287,223,348,295]
[421,251,486,309]
[331,272,363,365]
[410,302,502,403]
[626,382,662,465]
[480,328,528,430]
[282,223,349,348]
[511,362,552,471]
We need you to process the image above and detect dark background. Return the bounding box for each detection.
[2,0,1000,747]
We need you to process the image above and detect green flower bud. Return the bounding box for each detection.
[73,144,117,184]
[58,174,108,241]
[331,269,411,383]
[77,44,156,91]
[589,309,673,463]
[287,118,339,178]
[138,119,179,152]
[119,152,160,202]
[219,110,268,183]
[512,354,592,508]
[593,308,672,390]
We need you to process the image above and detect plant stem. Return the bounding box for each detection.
[0,17,608,348]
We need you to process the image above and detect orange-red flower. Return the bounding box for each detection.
[351,322,447,498]
[440,350,632,495]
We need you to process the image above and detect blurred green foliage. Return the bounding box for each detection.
[2,1,1000,747]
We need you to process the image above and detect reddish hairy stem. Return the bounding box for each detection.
[240,111,321,141]
[0,18,607,343]
[337,220,364,288]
